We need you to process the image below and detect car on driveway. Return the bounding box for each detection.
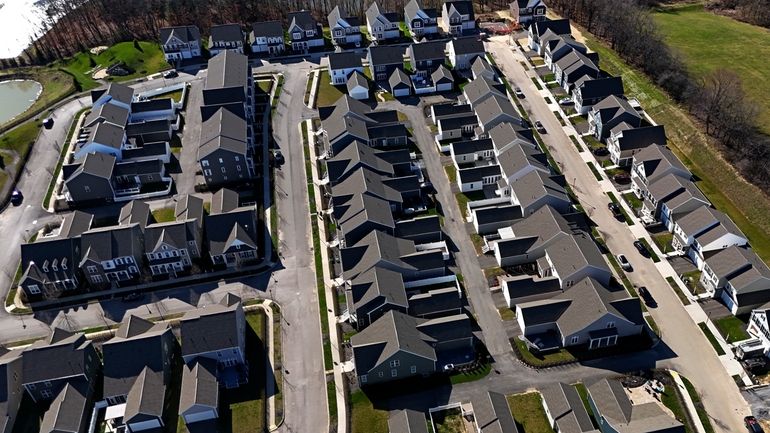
[608,202,622,219]
[613,173,631,184]
[592,147,609,156]
[10,189,23,206]
[514,87,524,98]
[534,120,546,133]
[745,416,765,433]
[633,240,650,257]
[638,286,656,307]
[559,97,573,105]
[617,254,632,272]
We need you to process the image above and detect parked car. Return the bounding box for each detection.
[42,118,54,129]
[608,202,622,219]
[613,173,631,184]
[163,70,178,78]
[534,120,546,133]
[514,87,524,98]
[559,97,573,105]
[638,286,657,307]
[743,358,768,375]
[592,147,609,156]
[617,254,633,272]
[274,150,285,165]
[10,189,23,206]
[745,416,766,433]
[633,240,650,257]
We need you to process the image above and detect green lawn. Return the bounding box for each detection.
[513,338,577,367]
[350,390,388,433]
[151,89,183,103]
[666,276,691,306]
[316,70,344,107]
[498,307,516,321]
[583,21,770,265]
[653,4,770,135]
[224,312,267,433]
[449,362,492,385]
[698,322,726,356]
[713,315,750,343]
[680,375,716,433]
[573,383,599,428]
[660,383,694,433]
[587,162,602,180]
[508,392,554,433]
[0,120,39,155]
[151,207,176,223]
[651,232,674,254]
[56,41,168,91]
[637,238,660,262]
[622,192,643,212]
[607,191,634,225]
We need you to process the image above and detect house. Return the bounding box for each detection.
[587,378,685,433]
[179,359,219,427]
[516,277,644,351]
[450,138,494,165]
[319,95,408,154]
[471,204,522,235]
[495,138,549,188]
[328,52,364,85]
[544,36,587,70]
[144,195,204,277]
[431,101,474,124]
[474,391,520,433]
[463,75,508,108]
[21,328,99,404]
[249,21,285,56]
[700,246,770,315]
[351,310,474,385]
[608,125,665,167]
[328,6,362,47]
[335,193,395,247]
[208,24,244,56]
[395,215,443,244]
[368,45,405,81]
[471,56,498,82]
[129,98,176,123]
[528,19,571,54]
[79,223,144,288]
[91,82,134,112]
[347,266,408,329]
[340,230,445,281]
[325,141,412,185]
[509,171,571,216]
[408,40,446,76]
[125,119,173,148]
[332,167,421,214]
[642,174,709,228]
[511,0,546,26]
[159,25,202,61]
[180,293,247,388]
[630,144,691,201]
[63,153,168,205]
[588,95,641,141]
[198,107,255,188]
[474,93,523,133]
[74,121,126,160]
[83,103,129,129]
[389,409,429,433]
[488,120,536,155]
[435,109,478,141]
[747,303,770,359]
[205,189,259,268]
[390,68,412,97]
[447,37,484,70]
[553,49,600,92]
[201,50,254,122]
[19,211,92,300]
[347,72,370,100]
[540,383,596,433]
[367,1,401,43]
[573,76,624,115]
[441,1,476,36]
[457,164,501,192]
[287,11,324,52]
[671,206,747,269]
[39,380,91,433]
[121,367,168,432]
[0,349,22,433]
[404,0,438,38]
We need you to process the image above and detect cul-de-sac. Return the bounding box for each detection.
[0,0,769,432]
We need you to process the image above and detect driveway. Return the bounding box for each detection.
[486,36,750,433]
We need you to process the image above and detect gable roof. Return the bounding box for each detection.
[80,223,142,264]
[22,329,93,386]
[532,19,571,39]
[160,26,201,45]
[443,1,474,19]
[410,40,446,62]
[179,359,219,414]
[390,68,411,90]
[209,24,243,44]
[449,36,484,55]
[288,10,318,32]
[91,82,134,106]
[590,95,638,123]
[180,293,243,357]
[472,56,497,81]
[510,171,569,210]
[250,20,283,39]
[118,200,151,228]
[633,145,689,183]
[205,50,249,91]
[588,378,684,433]
[474,391,520,433]
[463,76,507,106]
[39,380,89,433]
[347,72,370,93]
[350,266,408,312]
[351,310,437,373]
[339,229,443,280]
[540,382,596,433]
[367,1,400,26]
[329,6,361,28]
[405,0,437,21]
[123,367,166,424]
[576,76,624,100]
[705,246,770,294]
[329,52,363,70]
[84,102,129,128]
[369,45,405,65]
[389,409,429,433]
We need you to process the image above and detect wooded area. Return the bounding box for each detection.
[706,0,770,28]
[549,0,770,189]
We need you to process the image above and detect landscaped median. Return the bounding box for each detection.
[607,191,635,225]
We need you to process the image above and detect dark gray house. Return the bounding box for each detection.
[63,152,117,205]
[320,95,408,155]
[368,45,405,81]
[201,50,254,122]
[326,141,412,185]
[79,223,144,288]
[335,193,395,247]
[408,40,447,77]
[331,167,421,214]
[347,266,408,329]
[208,24,244,56]
[179,359,219,427]
[0,349,22,433]
[144,195,204,277]
[287,11,324,52]
[404,0,438,38]
[572,76,624,115]
[198,106,255,188]
[39,380,91,433]
[205,189,259,268]
[588,95,642,141]
[340,230,445,281]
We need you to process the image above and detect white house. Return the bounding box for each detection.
[159,26,201,61]
[74,122,126,161]
[404,0,439,38]
[441,1,475,36]
[701,247,770,315]
[457,164,501,192]
[328,5,363,47]
[446,37,484,70]
[366,1,401,42]
[328,52,364,85]
[347,72,370,100]
[747,304,770,358]
[671,206,747,269]
[287,11,324,52]
[249,21,285,56]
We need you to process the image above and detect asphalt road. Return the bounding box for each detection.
[486,36,750,433]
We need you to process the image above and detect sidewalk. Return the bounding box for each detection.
[305,119,348,433]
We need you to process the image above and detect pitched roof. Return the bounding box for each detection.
[84,102,129,128]
[175,194,205,223]
[450,138,493,155]
[160,26,200,45]
[449,36,484,55]
[328,6,361,28]
[588,378,684,433]
[705,246,770,294]
[350,266,408,312]
[474,391,520,433]
[472,56,497,81]
[532,19,571,38]
[123,367,166,424]
[179,359,219,413]
[340,230,443,280]
[475,94,521,128]
[209,24,243,44]
[614,125,666,153]
[463,76,507,106]
[540,383,595,433]
[180,293,243,357]
[39,380,89,433]
[337,193,395,236]
[633,145,689,183]
[510,171,569,210]
[288,10,318,32]
[80,224,142,264]
[443,1,474,19]
[496,142,548,179]
[250,20,283,38]
[118,200,151,228]
[388,409,429,433]
[576,76,624,100]
[405,0,436,22]
[22,329,93,386]
[410,40,446,62]
[590,95,638,123]
[329,52,363,70]
[351,310,437,373]
[205,50,249,91]
[332,167,417,204]
[347,71,370,93]
[367,1,400,26]
[369,45,405,65]
[458,164,501,183]
[86,120,124,149]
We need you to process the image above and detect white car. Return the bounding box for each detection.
[617,254,633,272]
[559,97,573,105]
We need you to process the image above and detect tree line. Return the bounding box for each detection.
[706,0,770,28]
[548,0,770,189]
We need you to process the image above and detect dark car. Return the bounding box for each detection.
[10,189,23,206]
[633,240,650,257]
[608,202,622,219]
[614,173,631,184]
[534,120,546,133]
[638,286,657,307]
[274,151,285,165]
[745,416,765,433]
[743,358,768,375]
[163,70,178,78]
[121,292,144,302]
[42,118,54,129]
[592,147,609,156]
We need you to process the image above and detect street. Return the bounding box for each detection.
[486,36,749,433]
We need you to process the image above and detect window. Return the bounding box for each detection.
[28,383,36,390]
[41,390,53,399]
[571,336,579,344]
[219,158,224,163]
[115,258,123,265]
[87,266,98,274]
[606,321,616,328]
[92,275,103,283]
[410,365,417,374]
[236,165,242,172]
[42,263,48,272]
[202,160,209,167]
[28,284,41,294]
[389,360,400,368]
[44,381,52,388]
[235,156,240,161]
[129,266,138,274]
[378,371,384,378]
[221,167,227,173]
[391,369,398,377]
[84,185,91,193]
[204,169,212,177]
[360,375,367,383]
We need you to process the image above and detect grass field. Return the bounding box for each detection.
[508,392,554,433]
[653,4,770,135]
[151,207,175,223]
[56,41,168,91]
[315,70,344,107]
[582,25,770,265]
[713,315,750,343]
[350,390,388,433]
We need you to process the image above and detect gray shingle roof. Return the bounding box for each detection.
[410,40,446,63]
[119,200,151,228]
[347,72,370,93]
[288,10,318,32]
[369,45,405,66]
[84,103,129,128]
[350,266,408,313]
[510,171,569,210]
[180,294,243,357]
[80,223,142,264]
[160,26,200,45]
[540,383,595,433]
[496,141,548,180]
[705,246,770,295]
[87,121,124,149]
[444,1,474,19]
[449,36,484,55]
[250,20,283,39]
[463,76,507,107]
[472,56,497,81]
[588,378,684,433]
[390,68,412,90]
[432,64,454,84]
[179,359,219,414]
[450,138,493,155]
[532,19,571,39]
[329,52,363,70]
[351,310,437,373]
[328,6,361,28]
[340,230,443,280]
[209,24,243,44]
[205,50,249,91]
[474,391,519,433]
[388,409,429,433]
[458,164,500,183]
[22,329,93,386]
[123,367,166,424]
[367,1,399,27]
[590,95,638,124]
[576,76,624,101]
[39,380,88,433]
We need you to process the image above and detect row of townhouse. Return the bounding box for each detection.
[62,82,178,206]
[317,94,476,387]
[198,51,258,189]
[160,0,478,62]
[325,36,484,101]
[0,293,248,433]
[18,190,259,301]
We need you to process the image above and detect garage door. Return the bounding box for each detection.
[184,409,217,424]
[128,419,162,432]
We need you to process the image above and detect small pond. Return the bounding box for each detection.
[0,79,42,125]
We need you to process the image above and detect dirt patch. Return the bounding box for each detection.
[92,68,108,80]
[89,46,108,55]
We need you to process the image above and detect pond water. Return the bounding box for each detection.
[0,79,42,125]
